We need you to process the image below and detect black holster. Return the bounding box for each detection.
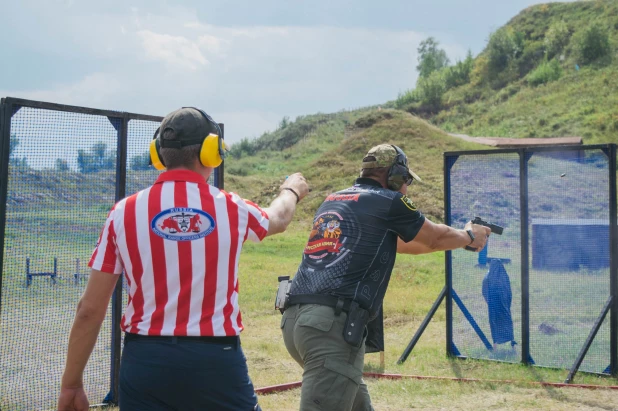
[342,301,369,348]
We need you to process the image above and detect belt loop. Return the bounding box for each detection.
[171,336,178,344]
[334,298,344,316]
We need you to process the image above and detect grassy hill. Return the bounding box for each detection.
[399,0,618,144]
[225,109,483,223]
[223,0,618,226]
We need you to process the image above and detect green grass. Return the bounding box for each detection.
[91,227,618,409]
[226,109,483,224]
[436,65,618,143]
[3,212,618,410]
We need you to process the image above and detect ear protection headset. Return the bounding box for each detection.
[386,145,414,191]
[149,107,227,170]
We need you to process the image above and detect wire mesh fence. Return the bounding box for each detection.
[0,106,120,410]
[448,152,522,364]
[0,98,222,410]
[446,146,616,378]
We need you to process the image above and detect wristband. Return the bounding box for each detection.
[282,188,300,204]
[466,229,475,245]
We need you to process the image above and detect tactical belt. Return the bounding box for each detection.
[287,294,354,315]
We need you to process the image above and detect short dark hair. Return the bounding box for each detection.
[159,128,202,169]
[360,166,388,179]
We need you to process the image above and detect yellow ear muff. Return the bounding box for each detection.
[199,133,226,167]
[149,139,166,171]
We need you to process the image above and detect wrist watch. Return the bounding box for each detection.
[466,229,475,245]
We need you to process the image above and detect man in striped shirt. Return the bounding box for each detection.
[58,107,308,410]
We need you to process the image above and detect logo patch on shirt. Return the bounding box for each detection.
[401,196,417,211]
[151,208,215,241]
[304,211,345,260]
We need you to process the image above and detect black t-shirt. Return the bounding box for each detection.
[290,178,426,318]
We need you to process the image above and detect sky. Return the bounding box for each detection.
[0,0,576,145]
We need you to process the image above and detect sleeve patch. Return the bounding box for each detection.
[401,196,417,211]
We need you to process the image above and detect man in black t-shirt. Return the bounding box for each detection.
[281,144,490,411]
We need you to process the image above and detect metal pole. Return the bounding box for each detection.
[108,114,128,404]
[444,154,455,356]
[398,286,446,364]
[609,144,617,376]
[520,150,531,365]
[0,100,12,313]
[565,295,613,383]
[452,290,493,351]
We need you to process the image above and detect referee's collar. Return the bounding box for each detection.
[354,177,384,188]
[154,169,209,185]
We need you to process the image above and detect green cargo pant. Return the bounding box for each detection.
[281,303,374,411]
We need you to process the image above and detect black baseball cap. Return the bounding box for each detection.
[159,107,220,149]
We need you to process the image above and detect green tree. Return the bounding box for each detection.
[8,135,29,168]
[443,51,474,89]
[279,116,290,130]
[55,158,70,171]
[9,135,19,158]
[77,142,115,173]
[130,152,151,171]
[487,29,524,71]
[544,20,570,59]
[576,24,611,65]
[416,37,450,79]
[229,137,257,159]
[417,70,446,110]
[527,58,563,86]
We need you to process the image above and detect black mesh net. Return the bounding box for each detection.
[0,106,119,410]
[449,153,521,363]
[528,150,610,373]
[447,148,611,374]
[0,104,223,410]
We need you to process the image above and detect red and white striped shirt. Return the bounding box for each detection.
[89,169,269,336]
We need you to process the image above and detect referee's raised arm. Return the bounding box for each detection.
[58,107,305,411]
[263,172,309,236]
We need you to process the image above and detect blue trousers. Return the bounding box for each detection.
[119,333,261,411]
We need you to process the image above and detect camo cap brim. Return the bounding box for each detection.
[361,144,422,182]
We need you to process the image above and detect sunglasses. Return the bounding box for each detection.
[405,174,414,186]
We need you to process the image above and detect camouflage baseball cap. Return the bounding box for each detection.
[361,144,422,182]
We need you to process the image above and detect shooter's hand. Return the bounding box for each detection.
[464,221,491,252]
[280,173,309,202]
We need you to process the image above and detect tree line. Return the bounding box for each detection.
[396,19,613,113]
[8,136,151,173]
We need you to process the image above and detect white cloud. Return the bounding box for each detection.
[198,34,224,54]
[137,30,209,71]
[1,4,468,145]
[0,73,122,108]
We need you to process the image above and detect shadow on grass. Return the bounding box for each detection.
[449,356,464,379]
[526,366,615,411]
[364,362,385,374]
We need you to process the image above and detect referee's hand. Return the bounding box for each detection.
[57,386,89,411]
[280,173,309,202]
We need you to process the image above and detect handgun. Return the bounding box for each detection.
[274,276,292,314]
[465,216,504,251]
